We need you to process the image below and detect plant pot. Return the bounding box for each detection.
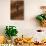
[11,36,17,44]
[7,39,12,44]
[41,20,46,27]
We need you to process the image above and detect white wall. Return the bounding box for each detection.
[0,0,46,40]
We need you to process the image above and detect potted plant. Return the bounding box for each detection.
[36,14,46,27]
[5,26,18,43]
[36,6,46,27]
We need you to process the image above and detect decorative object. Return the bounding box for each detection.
[41,38,46,43]
[5,26,18,39]
[5,26,18,44]
[36,6,46,27]
[0,36,6,44]
[34,41,43,45]
[36,14,46,27]
[11,0,24,20]
[14,36,33,45]
[6,39,12,44]
[36,30,42,32]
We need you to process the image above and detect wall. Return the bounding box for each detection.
[0,0,46,41]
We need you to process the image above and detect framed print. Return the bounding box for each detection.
[11,0,24,20]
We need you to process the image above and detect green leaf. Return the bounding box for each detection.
[5,26,18,38]
[36,15,44,21]
[44,15,46,20]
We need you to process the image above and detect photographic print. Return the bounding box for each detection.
[11,0,24,20]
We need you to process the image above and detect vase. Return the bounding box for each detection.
[41,20,46,27]
[7,39,12,44]
[11,36,17,44]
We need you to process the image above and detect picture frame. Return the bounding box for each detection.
[10,0,24,20]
